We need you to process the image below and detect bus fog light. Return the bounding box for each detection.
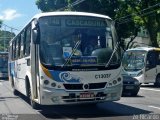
[100,97,105,100]
[51,96,59,102]
[117,77,121,82]
[44,80,49,85]
[58,85,61,88]
[51,82,56,87]
[113,80,117,85]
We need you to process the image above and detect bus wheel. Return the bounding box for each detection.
[11,77,19,96]
[155,75,160,87]
[28,85,40,109]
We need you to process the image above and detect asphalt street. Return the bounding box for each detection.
[0,80,160,120]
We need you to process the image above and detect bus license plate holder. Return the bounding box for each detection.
[80,92,94,99]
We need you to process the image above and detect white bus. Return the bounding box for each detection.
[8,11,122,108]
[0,52,8,79]
[122,47,160,86]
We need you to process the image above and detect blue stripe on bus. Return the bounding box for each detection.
[49,70,81,83]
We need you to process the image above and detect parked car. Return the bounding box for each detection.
[122,75,141,96]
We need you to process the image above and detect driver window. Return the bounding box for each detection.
[146,51,156,67]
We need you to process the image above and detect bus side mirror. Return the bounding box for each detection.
[32,28,40,44]
[32,19,40,44]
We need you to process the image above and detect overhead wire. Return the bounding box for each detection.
[117,4,160,25]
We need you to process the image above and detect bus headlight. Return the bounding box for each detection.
[113,80,117,85]
[44,80,49,85]
[117,77,121,82]
[108,77,122,87]
[51,82,56,87]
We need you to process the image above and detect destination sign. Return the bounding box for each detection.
[42,16,107,27]
[71,56,97,65]
[65,19,106,27]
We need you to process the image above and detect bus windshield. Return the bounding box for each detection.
[0,53,8,73]
[39,16,120,68]
[122,50,146,71]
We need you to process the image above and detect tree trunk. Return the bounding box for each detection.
[146,17,159,47]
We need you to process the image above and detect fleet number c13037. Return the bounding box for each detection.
[95,74,111,79]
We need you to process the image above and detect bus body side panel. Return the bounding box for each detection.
[145,68,157,83]
[15,58,31,95]
[144,50,157,83]
[30,43,39,102]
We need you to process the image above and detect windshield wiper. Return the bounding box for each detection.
[105,42,119,68]
[61,40,81,67]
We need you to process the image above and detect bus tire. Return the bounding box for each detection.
[155,75,160,87]
[11,77,19,96]
[27,81,40,109]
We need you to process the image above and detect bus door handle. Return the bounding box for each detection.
[25,58,30,66]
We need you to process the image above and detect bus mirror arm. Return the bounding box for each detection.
[32,28,40,44]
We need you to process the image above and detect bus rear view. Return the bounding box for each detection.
[0,52,8,79]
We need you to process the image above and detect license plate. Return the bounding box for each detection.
[125,86,134,89]
[80,93,94,99]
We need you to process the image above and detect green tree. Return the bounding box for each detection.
[36,0,69,12]
[35,0,160,48]
[116,0,160,47]
[0,30,15,51]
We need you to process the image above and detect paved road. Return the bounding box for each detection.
[0,80,160,120]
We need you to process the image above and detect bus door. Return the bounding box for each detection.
[145,51,157,83]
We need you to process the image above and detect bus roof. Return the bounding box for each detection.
[0,51,8,54]
[126,47,160,52]
[10,11,112,44]
[33,11,112,20]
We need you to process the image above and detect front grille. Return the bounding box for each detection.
[63,82,107,90]
[63,84,83,90]
[89,82,106,89]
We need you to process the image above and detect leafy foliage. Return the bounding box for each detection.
[35,0,160,48]
[0,30,15,51]
[36,0,69,12]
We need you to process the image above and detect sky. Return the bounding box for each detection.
[0,0,41,34]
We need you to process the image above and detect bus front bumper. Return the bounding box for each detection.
[40,84,122,105]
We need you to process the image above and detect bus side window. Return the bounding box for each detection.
[157,52,160,65]
[21,30,25,57]
[14,40,17,60]
[11,43,13,60]
[17,35,21,59]
[25,25,31,56]
[22,25,31,57]
[146,51,156,68]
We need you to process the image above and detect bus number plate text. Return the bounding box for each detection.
[80,93,94,99]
